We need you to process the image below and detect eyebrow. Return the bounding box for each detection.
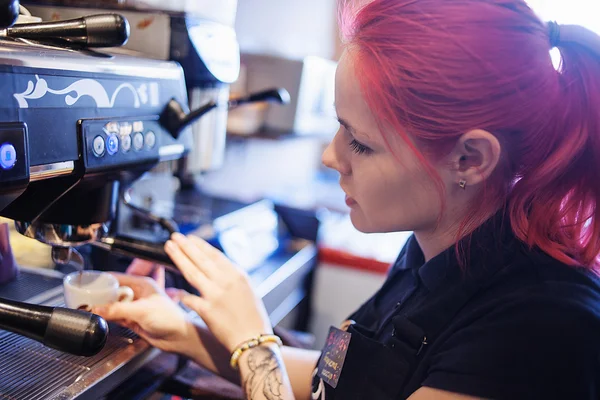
[337,117,356,134]
[337,116,374,143]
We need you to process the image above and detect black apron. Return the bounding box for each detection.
[311,267,503,400]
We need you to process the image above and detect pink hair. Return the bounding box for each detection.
[339,0,600,269]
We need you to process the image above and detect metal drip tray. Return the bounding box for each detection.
[0,269,64,302]
[0,268,159,400]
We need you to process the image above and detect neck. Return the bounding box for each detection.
[414,226,458,262]
[414,206,500,262]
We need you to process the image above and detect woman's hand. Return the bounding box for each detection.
[92,272,195,356]
[124,258,182,300]
[165,232,273,353]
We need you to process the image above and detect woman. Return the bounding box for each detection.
[94,0,600,398]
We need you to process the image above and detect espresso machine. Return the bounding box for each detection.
[22,0,242,175]
[0,2,288,398]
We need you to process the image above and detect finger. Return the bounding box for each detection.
[180,294,209,319]
[165,240,213,295]
[126,259,156,276]
[165,287,190,302]
[92,301,144,322]
[171,233,218,277]
[188,235,233,266]
[152,266,166,289]
[188,235,242,280]
[114,319,144,337]
[108,272,156,294]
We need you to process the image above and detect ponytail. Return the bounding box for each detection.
[509,23,600,268]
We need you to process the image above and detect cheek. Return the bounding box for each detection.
[352,159,440,232]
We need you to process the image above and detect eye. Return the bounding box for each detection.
[349,138,373,155]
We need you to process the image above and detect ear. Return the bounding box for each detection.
[447,129,501,188]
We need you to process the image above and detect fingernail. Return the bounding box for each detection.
[93,306,106,314]
[165,240,174,251]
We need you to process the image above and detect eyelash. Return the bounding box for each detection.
[349,138,373,155]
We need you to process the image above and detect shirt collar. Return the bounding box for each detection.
[399,211,518,292]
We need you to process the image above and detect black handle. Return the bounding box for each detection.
[6,13,130,47]
[122,190,179,235]
[161,87,291,139]
[100,235,182,275]
[0,0,18,30]
[231,88,291,107]
[0,297,108,356]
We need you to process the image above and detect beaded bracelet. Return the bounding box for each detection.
[229,334,283,370]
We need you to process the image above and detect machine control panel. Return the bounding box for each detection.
[0,122,29,187]
[81,118,161,172]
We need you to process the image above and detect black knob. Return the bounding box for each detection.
[45,308,109,357]
[0,0,19,29]
[84,14,130,47]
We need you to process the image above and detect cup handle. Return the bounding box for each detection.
[117,286,134,303]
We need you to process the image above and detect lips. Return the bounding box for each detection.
[345,195,357,206]
[340,183,356,206]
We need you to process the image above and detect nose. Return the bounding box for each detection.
[322,130,351,176]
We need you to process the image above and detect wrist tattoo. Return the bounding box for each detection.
[242,346,284,400]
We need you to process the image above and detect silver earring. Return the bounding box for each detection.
[458,180,467,190]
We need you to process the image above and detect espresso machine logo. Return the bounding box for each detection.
[13,75,159,108]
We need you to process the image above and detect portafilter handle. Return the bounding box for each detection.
[0,297,108,356]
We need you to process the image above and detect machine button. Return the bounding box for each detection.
[92,136,105,157]
[133,132,144,151]
[133,121,144,133]
[119,122,133,136]
[104,121,119,134]
[106,134,119,155]
[145,131,156,149]
[0,143,16,169]
[121,134,132,152]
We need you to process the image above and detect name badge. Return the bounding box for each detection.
[316,326,351,388]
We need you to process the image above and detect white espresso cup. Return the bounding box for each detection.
[63,271,134,311]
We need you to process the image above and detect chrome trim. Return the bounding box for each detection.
[15,221,109,246]
[158,144,185,160]
[256,244,317,298]
[29,161,75,181]
[269,288,304,326]
[0,39,184,80]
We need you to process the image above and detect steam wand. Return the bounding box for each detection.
[161,87,291,139]
[0,13,130,48]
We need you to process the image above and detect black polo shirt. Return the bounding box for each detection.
[331,213,600,399]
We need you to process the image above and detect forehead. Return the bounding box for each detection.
[335,50,422,157]
[335,51,381,139]
[335,51,364,110]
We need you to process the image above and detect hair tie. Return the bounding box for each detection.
[547,21,561,48]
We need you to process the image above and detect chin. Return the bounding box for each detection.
[349,208,415,234]
[348,209,379,234]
